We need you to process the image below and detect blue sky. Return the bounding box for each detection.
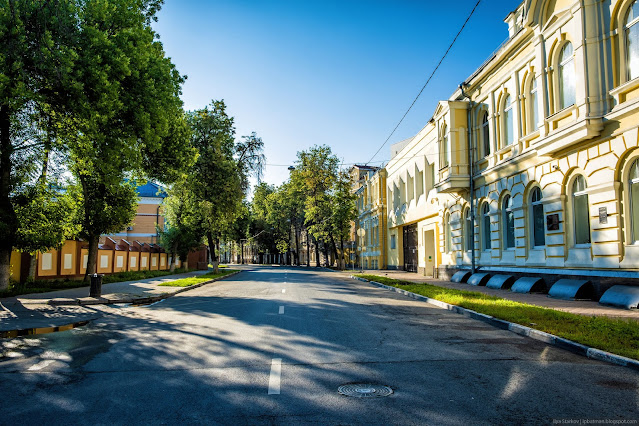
[154,0,518,186]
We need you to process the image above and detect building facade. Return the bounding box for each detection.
[106,181,166,245]
[385,0,639,292]
[355,168,388,269]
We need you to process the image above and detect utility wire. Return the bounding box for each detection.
[365,0,482,165]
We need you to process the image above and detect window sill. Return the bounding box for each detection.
[610,76,639,105]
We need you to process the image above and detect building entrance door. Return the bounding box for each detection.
[403,223,418,272]
[424,229,436,277]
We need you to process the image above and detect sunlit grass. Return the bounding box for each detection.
[356,274,639,361]
[158,269,237,287]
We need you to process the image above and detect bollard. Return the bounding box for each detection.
[90,273,103,298]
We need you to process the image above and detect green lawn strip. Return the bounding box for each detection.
[158,269,238,287]
[355,274,639,361]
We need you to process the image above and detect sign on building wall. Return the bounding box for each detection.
[41,253,52,271]
[64,254,72,270]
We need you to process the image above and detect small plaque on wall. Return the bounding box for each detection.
[599,207,608,224]
[546,214,560,231]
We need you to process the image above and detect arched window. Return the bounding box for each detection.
[626,1,639,81]
[530,187,545,247]
[502,195,515,249]
[503,95,514,147]
[440,124,449,168]
[464,207,472,252]
[482,202,491,251]
[572,175,591,244]
[559,42,576,109]
[528,76,539,132]
[444,212,451,253]
[482,111,490,156]
[628,159,639,243]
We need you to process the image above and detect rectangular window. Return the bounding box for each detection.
[390,234,396,250]
[100,255,109,268]
[152,256,157,267]
[533,204,545,246]
[141,256,147,268]
[416,169,424,198]
[632,182,639,242]
[116,256,124,268]
[574,195,591,244]
[506,211,515,248]
[407,174,414,203]
[483,214,491,251]
[505,108,514,146]
[131,256,137,268]
[83,254,88,269]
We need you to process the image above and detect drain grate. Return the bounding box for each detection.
[338,384,393,398]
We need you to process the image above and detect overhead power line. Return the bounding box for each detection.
[365,0,482,165]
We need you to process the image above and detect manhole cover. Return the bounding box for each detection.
[338,384,393,398]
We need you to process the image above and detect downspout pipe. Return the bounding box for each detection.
[459,83,476,274]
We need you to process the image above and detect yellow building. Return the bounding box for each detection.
[354,167,388,269]
[386,0,639,293]
[106,181,166,245]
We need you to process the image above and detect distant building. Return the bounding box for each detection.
[105,181,166,245]
[354,168,388,269]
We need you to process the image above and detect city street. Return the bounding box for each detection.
[1,266,637,425]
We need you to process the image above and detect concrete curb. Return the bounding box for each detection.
[351,275,639,372]
[0,320,92,339]
[0,271,242,339]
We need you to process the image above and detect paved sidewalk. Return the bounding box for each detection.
[0,269,221,335]
[338,269,639,321]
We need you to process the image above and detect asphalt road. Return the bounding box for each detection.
[1,266,637,425]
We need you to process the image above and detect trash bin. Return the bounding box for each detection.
[90,273,103,298]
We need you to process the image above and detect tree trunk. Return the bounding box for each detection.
[329,234,338,267]
[0,106,18,291]
[323,240,329,267]
[207,231,218,274]
[306,228,310,267]
[169,241,177,272]
[295,225,301,266]
[85,234,99,283]
[340,236,345,271]
[314,236,320,267]
[0,250,11,291]
[27,254,37,281]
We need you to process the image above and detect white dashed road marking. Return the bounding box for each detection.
[268,358,282,395]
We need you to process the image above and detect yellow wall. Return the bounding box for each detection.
[129,252,140,271]
[113,251,128,273]
[150,253,159,271]
[139,253,150,271]
[9,251,21,282]
[96,250,113,274]
[37,249,58,277]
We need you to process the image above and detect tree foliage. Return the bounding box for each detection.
[246,145,356,269]
[0,0,194,289]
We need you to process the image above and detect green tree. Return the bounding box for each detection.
[0,0,78,290]
[186,100,264,273]
[329,170,357,269]
[293,145,339,267]
[160,181,204,271]
[63,0,194,279]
